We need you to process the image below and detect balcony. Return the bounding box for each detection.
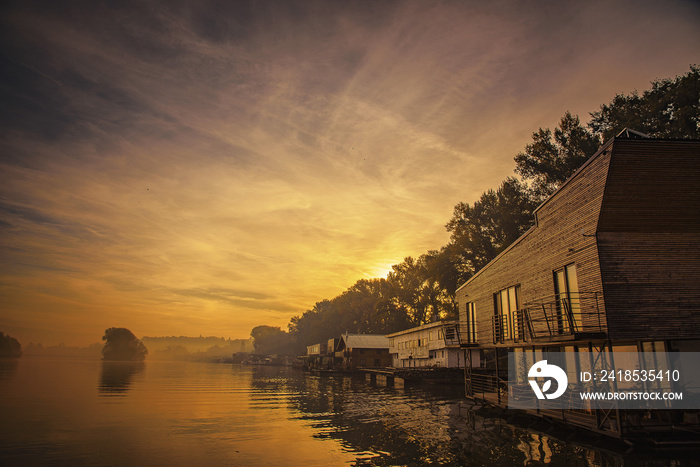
[492,292,606,344]
[442,324,461,346]
[457,325,479,347]
[397,347,429,359]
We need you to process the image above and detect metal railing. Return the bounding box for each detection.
[397,347,429,359]
[457,325,478,346]
[442,324,461,346]
[493,292,605,344]
[467,370,509,405]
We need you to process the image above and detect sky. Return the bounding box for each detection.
[1,0,698,346]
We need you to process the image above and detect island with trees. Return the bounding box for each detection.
[101,327,148,361]
[0,332,22,358]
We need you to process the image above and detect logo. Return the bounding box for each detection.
[528,360,568,400]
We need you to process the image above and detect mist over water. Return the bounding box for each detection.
[0,358,696,466]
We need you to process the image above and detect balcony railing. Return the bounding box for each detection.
[458,325,479,346]
[466,370,509,405]
[397,347,429,359]
[492,292,605,344]
[442,324,461,346]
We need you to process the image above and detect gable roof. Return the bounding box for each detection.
[340,333,389,349]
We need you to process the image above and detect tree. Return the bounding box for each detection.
[446,177,537,280]
[250,325,293,355]
[0,332,21,358]
[514,112,600,199]
[589,65,700,141]
[102,327,148,361]
[383,254,458,326]
[515,66,699,200]
[420,249,459,319]
[385,257,428,326]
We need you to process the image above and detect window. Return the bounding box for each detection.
[465,301,477,344]
[429,331,433,341]
[494,285,520,340]
[554,264,580,333]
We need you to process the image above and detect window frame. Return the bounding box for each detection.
[465,301,477,344]
[493,285,521,341]
[553,263,581,333]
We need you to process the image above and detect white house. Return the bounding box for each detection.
[387,320,479,369]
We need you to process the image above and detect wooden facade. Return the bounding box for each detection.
[455,134,700,441]
[336,334,392,370]
[597,139,700,340]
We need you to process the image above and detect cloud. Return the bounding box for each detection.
[1,0,699,345]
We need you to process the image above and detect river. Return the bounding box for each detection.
[0,357,696,466]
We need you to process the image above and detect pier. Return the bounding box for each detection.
[361,367,465,388]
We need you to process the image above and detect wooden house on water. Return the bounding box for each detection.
[387,320,479,369]
[455,132,700,443]
[336,333,392,370]
[305,342,327,369]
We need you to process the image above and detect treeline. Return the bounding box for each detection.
[23,342,102,358]
[141,335,255,360]
[252,66,699,355]
[141,335,253,352]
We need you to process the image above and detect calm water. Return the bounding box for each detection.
[0,358,696,466]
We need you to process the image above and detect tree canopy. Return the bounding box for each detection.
[445,177,538,282]
[102,327,148,361]
[250,325,294,355]
[589,65,700,141]
[514,113,600,199]
[0,332,22,358]
[515,66,700,200]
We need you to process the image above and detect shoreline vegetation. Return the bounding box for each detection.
[18,335,256,363]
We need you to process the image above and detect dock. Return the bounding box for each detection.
[361,367,465,388]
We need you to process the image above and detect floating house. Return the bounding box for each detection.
[387,320,479,368]
[305,342,327,368]
[456,132,700,442]
[326,337,341,368]
[336,333,391,370]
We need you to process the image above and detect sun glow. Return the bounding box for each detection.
[367,262,400,280]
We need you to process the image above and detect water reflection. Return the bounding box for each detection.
[246,366,700,466]
[3,360,700,465]
[98,361,144,396]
